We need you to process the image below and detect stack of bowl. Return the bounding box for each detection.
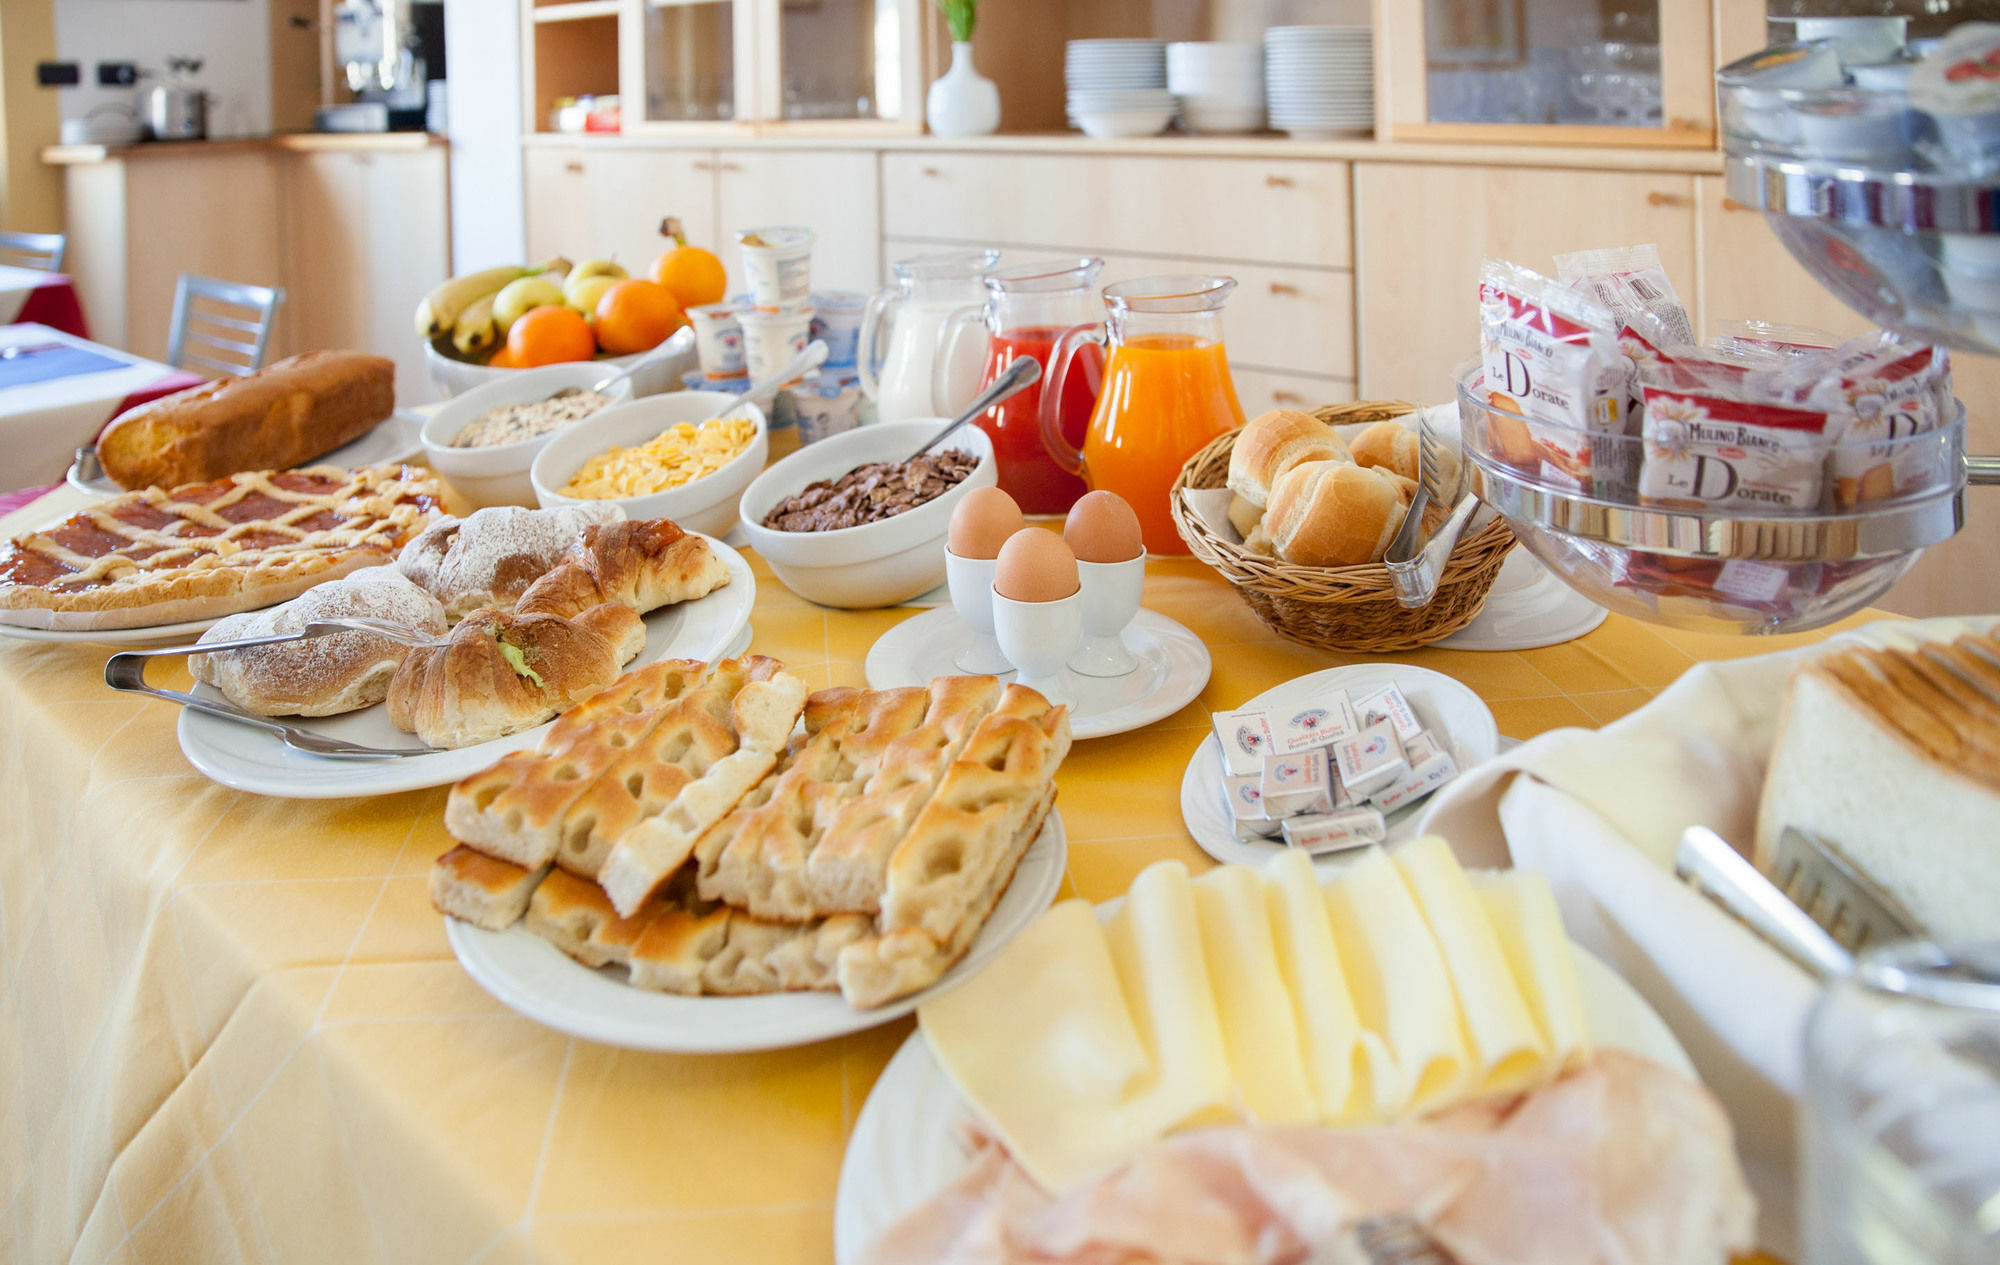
[1264,25,1375,139]
[1066,39,1175,139]
[1167,42,1265,133]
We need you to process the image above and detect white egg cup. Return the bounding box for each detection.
[945,550,1015,673]
[991,589,1083,706]
[1068,556,1145,677]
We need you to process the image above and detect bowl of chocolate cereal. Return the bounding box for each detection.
[738,418,996,608]
[420,362,636,508]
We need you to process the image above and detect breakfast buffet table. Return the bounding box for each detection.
[0,479,1873,1264]
[0,323,203,495]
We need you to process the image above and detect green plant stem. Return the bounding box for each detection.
[939,0,976,43]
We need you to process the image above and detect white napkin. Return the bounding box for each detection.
[1417,613,1997,1257]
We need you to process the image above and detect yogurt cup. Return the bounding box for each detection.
[1781,16,1908,67]
[1796,93,1917,163]
[688,300,747,379]
[1847,57,1917,92]
[808,291,868,368]
[735,226,815,310]
[1910,23,2000,175]
[740,305,815,384]
[1719,41,1846,149]
[781,371,869,447]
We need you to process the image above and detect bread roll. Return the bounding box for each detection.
[1226,493,1264,541]
[190,565,447,716]
[1264,460,1406,567]
[1349,421,1422,482]
[98,351,396,491]
[1226,410,1351,508]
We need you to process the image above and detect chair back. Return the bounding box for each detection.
[0,231,66,272]
[166,274,285,376]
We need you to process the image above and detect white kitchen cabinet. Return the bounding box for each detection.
[523,143,720,277]
[713,149,880,294]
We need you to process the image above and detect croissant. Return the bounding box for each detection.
[386,604,643,749]
[516,519,730,619]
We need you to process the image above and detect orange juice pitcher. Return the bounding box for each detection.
[1039,276,1247,555]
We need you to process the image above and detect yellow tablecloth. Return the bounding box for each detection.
[0,485,1874,1264]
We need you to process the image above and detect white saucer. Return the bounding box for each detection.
[447,810,1067,1052]
[173,535,756,798]
[864,606,1211,740]
[1180,663,1498,868]
[65,410,426,496]
[831,940,1690,1264]
[1436,547,1608,652]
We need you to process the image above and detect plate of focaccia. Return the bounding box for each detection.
[433,657,1073,1051]
[173,505,754,798]
[0,464,446,642]
[833,845,1716,1265]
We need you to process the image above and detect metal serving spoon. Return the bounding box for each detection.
[911,355,1041,459]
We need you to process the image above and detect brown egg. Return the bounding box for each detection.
[948,486,1027,559]
[1063,490,1144,563]
[993,528,1079,602]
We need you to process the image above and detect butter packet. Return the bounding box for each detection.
[1281,806,1387,856]
[1637,386,1834,511]
[1261,748,1336,819]
[1369,736,1461,814]
[1332,719,1408,799]
[1271,687,1358,754]
[1212,708,1277,777]
[1477,258,1631,497]
[1352,683,1423,744]
[1223,774,1282,841]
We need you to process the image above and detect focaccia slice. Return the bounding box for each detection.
[429,845,551,931]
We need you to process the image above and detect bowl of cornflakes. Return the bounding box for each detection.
[530,389,769,538]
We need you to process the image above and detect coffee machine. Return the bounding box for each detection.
[318,0,439,132]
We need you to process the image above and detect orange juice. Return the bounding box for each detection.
[1079,334,1245,554]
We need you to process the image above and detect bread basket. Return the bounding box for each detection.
[1169,400,1514,653]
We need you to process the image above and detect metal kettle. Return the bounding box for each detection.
[144,57,209,141]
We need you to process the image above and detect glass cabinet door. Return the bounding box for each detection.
[1423,0,1662,128]
[764,0,914,123]
[638,0,747,123]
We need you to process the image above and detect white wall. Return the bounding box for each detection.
[53,0,272,139]
[443,0,523,270]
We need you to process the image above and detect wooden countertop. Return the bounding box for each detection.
[42,131,445,166]
[521,128,1728,174]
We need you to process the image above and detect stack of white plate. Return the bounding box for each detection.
[1066,38,1174,139]
[1166,42,1265,134]
[1265,25,1375,139]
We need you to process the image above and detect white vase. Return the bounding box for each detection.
[926,41,1000,138]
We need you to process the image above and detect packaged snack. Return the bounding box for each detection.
[1637,386,1835,511]
[1709,319,1839,365]
[1351,682,1423,745]
[1909,23,2000,176]
[1223,774,1281,841]
[1332,719,1408,799]
[1261,748,1336,818]
[1212,708,1277,777]
[1368,737,1461,813]
[1477,258,1631,495]
[1271,687,1357,754]
[1281,807,1386,856]
[1555,243,1696,349]
[1795,334,1952,508]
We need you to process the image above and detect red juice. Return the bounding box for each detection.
[975,326,1102,514]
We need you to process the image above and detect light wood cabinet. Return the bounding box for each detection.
[522,144,718,278]
[1694,176,1872,342]
[1230,367,1356,416]
[280,147,451,404]
[882,152,1353,270]
[1352,162,1699,401]
[714,149,880,294]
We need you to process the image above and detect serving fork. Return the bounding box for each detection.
[1384,405,1479,610]
[104,618,447,759]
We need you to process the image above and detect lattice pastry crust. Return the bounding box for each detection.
[0,464,442,630]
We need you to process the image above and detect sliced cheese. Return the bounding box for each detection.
[1471,869,1593,1072]
[1102,861,1234,1142]
[918,898,1154,1189]
[1262,849,1398,1124]
[1322,846,1469,1116]
[1393,835,1549,1097]
[1191,864,1318,1125]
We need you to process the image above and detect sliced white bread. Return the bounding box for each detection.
[1755,634,2000,942]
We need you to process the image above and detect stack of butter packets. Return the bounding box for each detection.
[1212,682,1460,856]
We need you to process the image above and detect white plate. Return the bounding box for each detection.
[174,535,756,798]
[0,611,231,646]
[446,810,1068,1052]
[1435,547,1609,652]
[864,606,1211,741]
[65,410,426,497]
[1180,664,1498,868]
[832,940,1691,1264]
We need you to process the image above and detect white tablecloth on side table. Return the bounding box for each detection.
[0,323,202,491]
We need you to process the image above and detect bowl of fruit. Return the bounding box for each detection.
[417,221,728,398]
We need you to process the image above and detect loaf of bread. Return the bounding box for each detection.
[1756,633,2000,941]
[1264,459,1406,567]
[1226,409,1351,508]
[98,351,396,491]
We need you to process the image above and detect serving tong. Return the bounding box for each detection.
[104,618,447,759]
[1384,405,1479,610]
[1675,824,1925,978]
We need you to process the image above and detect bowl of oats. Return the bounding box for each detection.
[420,362,638,508]
[530,389,769,538]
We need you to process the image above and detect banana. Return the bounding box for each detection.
[415,265,530,340]
[451,293,499,357]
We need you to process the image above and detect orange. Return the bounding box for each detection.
[486,346,519,370]
[651,245,727,310]
[507,305,596,367]
[594,279,685,355]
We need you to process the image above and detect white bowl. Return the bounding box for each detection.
[420,363,638,508]
[424,327,696,399]
[738,419,997,608]
[530,390,769,538]
[1074,107,1177,139]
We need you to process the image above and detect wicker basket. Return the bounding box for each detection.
[1169,400,1515,653]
